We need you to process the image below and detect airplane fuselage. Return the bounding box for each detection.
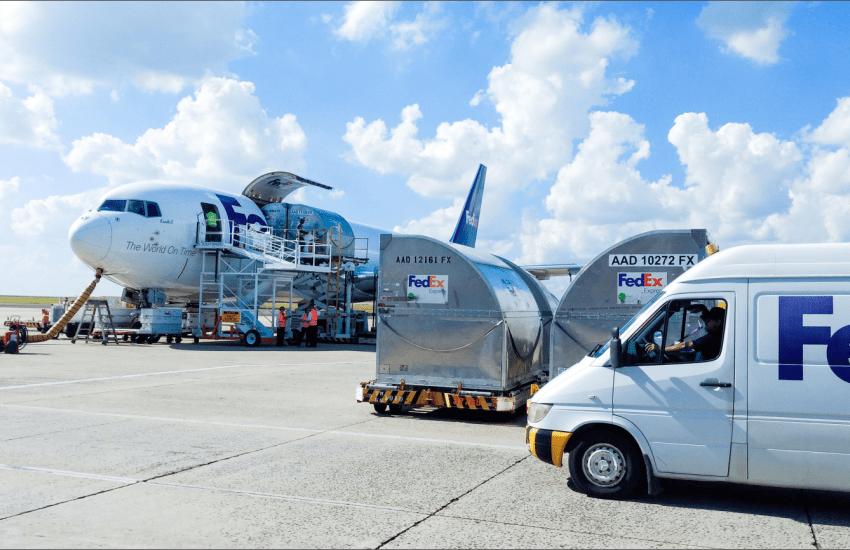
[69,181,383,301]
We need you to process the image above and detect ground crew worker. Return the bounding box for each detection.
[205,210,220,242]
[40,309,50,333]
[276,306,288,347]
[297,310,308,347]
[306,303,319,348]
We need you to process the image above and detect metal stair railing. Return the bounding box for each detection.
[196,219,334,269]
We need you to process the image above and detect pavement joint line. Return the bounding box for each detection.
[433,512,717,549]
[805,504,821,549]
[0,461,425,517]
[0,419,129,443]
[1,404,529,450]
[146,480,421,514]
[0,463,140,484]
[376,455,531,549]
[0,360,372,391]
[0,484,133,523]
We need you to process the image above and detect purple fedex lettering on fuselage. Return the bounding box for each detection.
[215,194,266,246]
[778,296,850,383]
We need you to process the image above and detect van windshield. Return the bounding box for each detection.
[591,290,667,358]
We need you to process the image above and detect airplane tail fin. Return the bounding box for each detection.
[450,164,487,248]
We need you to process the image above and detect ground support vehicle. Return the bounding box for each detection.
[528,243,850,499]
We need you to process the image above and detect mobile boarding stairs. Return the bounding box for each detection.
[194,218,366,345]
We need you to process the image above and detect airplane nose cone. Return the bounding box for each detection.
[69,215,112,264]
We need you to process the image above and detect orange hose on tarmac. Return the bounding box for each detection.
[27,268,103,343]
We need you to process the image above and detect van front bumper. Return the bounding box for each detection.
[526,426,571,468]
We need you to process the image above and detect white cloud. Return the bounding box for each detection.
[390,2,447,50]
[808,97,850,147]
[0,82,59,148]
[697,2,794,65]
[518,104,850,267]
[393,197,464,239]
[335,1,400,42]
[0,1,256,95]
[10,187,105,237]
[0,176,21,202]
[344,3,637,251]
[62,77,307,192]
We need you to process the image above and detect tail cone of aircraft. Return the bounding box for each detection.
[27,269,103,343]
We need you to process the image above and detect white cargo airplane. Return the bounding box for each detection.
[68,167,490,307]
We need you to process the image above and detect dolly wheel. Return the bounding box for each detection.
[166,335,173,344]
[175,336,182,344]
[373,403,388,414]
[244,329,261,347]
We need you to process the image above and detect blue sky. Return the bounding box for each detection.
[1,1,850,296]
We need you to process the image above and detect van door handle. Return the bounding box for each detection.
[700,379,731,388]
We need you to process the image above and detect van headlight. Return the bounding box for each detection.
[527,403,552,424]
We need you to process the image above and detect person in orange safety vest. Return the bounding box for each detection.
[276,306,288,347]
[306,303,319,348]
[40,309,50,333]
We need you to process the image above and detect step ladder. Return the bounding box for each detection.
[72,300,120,345]
[326,226,344,337]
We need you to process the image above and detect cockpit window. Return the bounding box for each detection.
[98,199,127,212]
[127,200,146,216]
[97,199,162,218]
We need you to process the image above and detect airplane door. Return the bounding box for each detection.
[201,203,222,243]
[613,293,736,477]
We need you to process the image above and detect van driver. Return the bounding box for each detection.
[644,306,725,362]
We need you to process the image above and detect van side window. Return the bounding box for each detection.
[623,309,668,365]
[624,298,727,365]
[662,299,727,363]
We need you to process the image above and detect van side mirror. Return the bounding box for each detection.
[609,327,622,369]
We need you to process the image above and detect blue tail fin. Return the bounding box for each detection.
[450,164,486,248]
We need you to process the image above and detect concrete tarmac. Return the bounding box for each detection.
[2,306,850,548]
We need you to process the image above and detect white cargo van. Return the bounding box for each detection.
[527,244,850,498]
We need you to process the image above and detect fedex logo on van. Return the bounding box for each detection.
[408,275,446,288]
[778,296,850,383]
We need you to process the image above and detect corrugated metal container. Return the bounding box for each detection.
[550,229,713,376]
[376,234,554,392]
[138,308,183,335]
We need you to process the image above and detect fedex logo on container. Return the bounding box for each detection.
[618,273,665,288]
[408,275,446,288]
[777,296,850,383]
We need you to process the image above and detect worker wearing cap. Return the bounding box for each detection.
[306,303,319,348]
[276,306,288,347]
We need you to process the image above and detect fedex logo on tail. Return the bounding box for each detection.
[778,296,850,383]
[465,211,478,228]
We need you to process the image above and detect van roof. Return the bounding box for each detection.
[676,243,850,283]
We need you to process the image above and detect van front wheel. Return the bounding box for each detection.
[568,431,642,499]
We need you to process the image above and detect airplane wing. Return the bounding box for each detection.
[521,264,583,280]
[243,172,333,207]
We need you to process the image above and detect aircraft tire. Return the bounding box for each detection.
[65,323,78,339]
[175,336,182,344]
[193,337,200,344]
[244,329,261,348]
[166,335,173,344]
[373,403,388,414]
